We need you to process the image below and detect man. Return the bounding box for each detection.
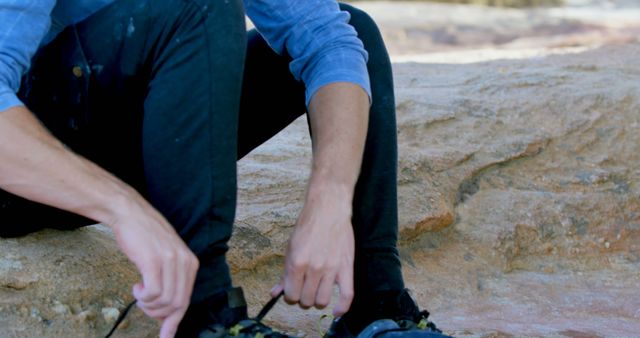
[0,0,446,337]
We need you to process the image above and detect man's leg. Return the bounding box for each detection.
[237,2,404,326]
[3,0,247,307]
[76,0,248,306]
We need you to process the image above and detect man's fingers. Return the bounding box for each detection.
[137,305,173,320]
[333,268,354,316]
[175,250,197,317]
[300,268,322,308]
[175,252,190,309]
[140,250,177,311]
[315,274,335,309]
[134,262,163,303]
[148,250,193,337]
[132,282,144,299]
[283,260,305,304]
[159,309,185,338]
[270,282,284,298]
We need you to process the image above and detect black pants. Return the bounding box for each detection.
[0,0,403,306]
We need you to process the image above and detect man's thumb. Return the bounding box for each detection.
[270,281,284,298]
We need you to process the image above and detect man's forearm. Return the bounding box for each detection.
[306,82,370,199]
[0,105,137,226]
[0,106,200,335]
[278,82,368,313]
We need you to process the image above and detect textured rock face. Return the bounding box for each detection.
[354,1,640,60]
[231,43,640,337]
[0,226,157,338]
[0,43,638,338]
[390,43,640,336]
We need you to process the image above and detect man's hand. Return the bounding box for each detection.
[271,183,355,316]
[107,195,199,338]
[270,82,369,315]
[0,106,197,338]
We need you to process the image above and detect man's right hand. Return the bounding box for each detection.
[0,106,198,338]
[107,194,199,338]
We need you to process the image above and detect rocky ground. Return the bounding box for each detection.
[355,0,640,62]
[1,1,639,337]
[232,43,640,338]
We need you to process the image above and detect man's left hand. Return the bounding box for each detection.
[271,181,355,317]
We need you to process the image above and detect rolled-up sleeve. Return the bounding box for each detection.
[245,0,371,106]
[0,0,55,112]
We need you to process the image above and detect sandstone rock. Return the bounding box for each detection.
[232,43,640,337]
[0,226,157,337]
[353,1,640,60]
[1,21,639,338]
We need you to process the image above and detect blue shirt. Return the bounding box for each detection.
[0,0,370,112]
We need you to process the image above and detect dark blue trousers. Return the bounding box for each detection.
[0,0,404,309]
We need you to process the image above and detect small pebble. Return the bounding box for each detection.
[605,242,610,249]
[117,318,130,330]
[103,298,114,307]
[102,307,120,323]
[76,310,96,323]
[71,303,83,314]
[30,307,42,321]
[51,301,70,315]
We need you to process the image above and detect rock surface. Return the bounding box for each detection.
[232,43,640,338]
[1,6,639,338]
[0,226,157,338]
[355,0,640,61]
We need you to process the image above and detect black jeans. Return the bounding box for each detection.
[0,0,403,306]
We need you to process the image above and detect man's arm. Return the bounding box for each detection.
[0,107,198,338]
[1,2,197,336]
[271,82,369,316]
[247,0,372,315]
[0,0,55,111]
[245,0,371,104]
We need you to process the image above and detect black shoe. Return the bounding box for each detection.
[324,289,451,338]
[198,318,292,338]
[177,287,294,338]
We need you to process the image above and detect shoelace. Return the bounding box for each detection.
[415,310,442,333]
[317,314,334,337]
[105,291,285,338]
[104,299,137,338]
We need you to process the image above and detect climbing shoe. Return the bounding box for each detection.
[105,287,293,338]
[178,287,294,338]
[324,289,451,338]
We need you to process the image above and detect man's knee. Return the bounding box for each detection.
[339,3,384,44]
[338,2,392,78]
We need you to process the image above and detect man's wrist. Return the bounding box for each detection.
[307,172,355,206]
[75,180,140,229]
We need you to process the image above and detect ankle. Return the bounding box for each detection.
[343,289,419,333]
[177,287,248,337]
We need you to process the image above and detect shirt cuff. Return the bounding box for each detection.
[304,53,371,107]
[0,90,24,112]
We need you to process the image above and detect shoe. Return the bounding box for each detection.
[198,318,292,338]
[324,289,451,338]
[176,287,294,338]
